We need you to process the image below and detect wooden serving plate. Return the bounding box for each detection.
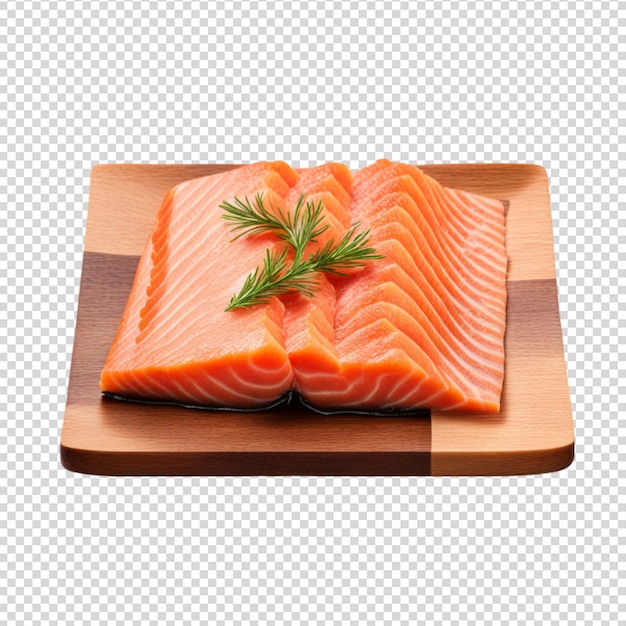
[61,163,574,476]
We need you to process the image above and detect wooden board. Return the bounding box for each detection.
[60,163,574,476]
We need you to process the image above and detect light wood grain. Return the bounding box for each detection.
[61,163,574,476]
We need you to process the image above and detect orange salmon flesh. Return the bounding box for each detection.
[100,161,507,413]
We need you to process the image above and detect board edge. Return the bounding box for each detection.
[59,444,431,477]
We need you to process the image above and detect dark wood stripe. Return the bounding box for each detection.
[60,449,430,477]
[66,252,142,406]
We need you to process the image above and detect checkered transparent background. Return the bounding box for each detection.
[2,1,623,624]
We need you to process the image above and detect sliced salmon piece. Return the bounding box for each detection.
[354,166,505,309]
[293,317,453,410]
[334,264,504,389]
[294,162,353,227]
[279,164,349,394]
[284,163,354,254]
[281,273,340,395]
[363,199,504,326]
[100,162,300,408]
[291,160,507,413]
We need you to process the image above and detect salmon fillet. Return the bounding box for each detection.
[288,161,507,412]
[100,162,299,408]
[100,160,507,413]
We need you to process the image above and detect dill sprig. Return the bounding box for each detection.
[225,248,320,311]
[221,193,383,311]
[220,193,328,262]
[310,223,383,275]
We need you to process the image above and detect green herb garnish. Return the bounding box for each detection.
[220,193,382,311]
[221,193,328,262]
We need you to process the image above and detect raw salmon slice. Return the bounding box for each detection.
[284,163,354,254]
[288,160,507,413]
[100,162,300,408]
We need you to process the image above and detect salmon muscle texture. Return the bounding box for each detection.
[284,160,507,413]
[100,160,507,413]
[100,162,301,408]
